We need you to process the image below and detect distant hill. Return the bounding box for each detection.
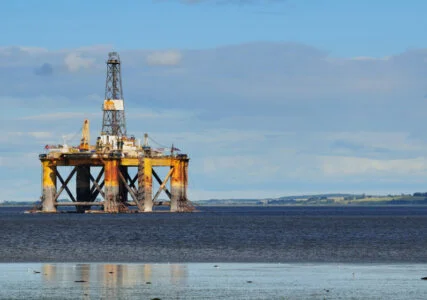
[0,201,36,207]
[194,193,427,206]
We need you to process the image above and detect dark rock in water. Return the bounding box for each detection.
[151,298,161,300]
[109,271,114,274]
[214,265,219,268]
[247,281,253,283]
[74,280,86,283]
[33,271,41,274]
[421,277,427,280]
[146,282,152,284]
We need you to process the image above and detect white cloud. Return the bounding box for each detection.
[127,108,196,120]
[350,56,391,61]
[28,132,52,139]
[0,132,53,144]
[71,45,113,53]
[19,112,97,121]
[324,131,424,153]
[146,50,182,66]
[18,47,49,55]
[64,53,95,72]
[319,156,427,176]
[150,129,293,146]
[189,189,292,201]
[0,46,47,56]
[0,152,40,169]
[8,132,52,139]
[85,93,103,102]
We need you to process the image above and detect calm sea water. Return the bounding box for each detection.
[1,206,427,263]
[2,263,427,299]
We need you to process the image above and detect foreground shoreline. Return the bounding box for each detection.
[0,263,426,299]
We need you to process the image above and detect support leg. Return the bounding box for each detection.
[119,166,128,204]
[137,158,144,212]
[170,159,189,212]
[143,159,153,212]
[76,165,91,213]
[104,159,120,213]
[137,158,153,212]
[170,160,182,212]
[42,160,57,212]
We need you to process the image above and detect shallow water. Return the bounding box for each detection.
[1,206,427,262]
[1,263,427,299]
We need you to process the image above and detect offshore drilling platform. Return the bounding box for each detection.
[34,52,192,213]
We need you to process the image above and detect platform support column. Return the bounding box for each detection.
[137,158,153,212]
[104,159,120,213]
[137,158,144,212]
[137,157,153,212]
[119,166,128,204]
[170,159,188,212]
[76,165,91,213]
[42,160,57,212]
[183,159,189,203]
[143,159,153,212]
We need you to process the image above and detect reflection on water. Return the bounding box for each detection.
[0,263,427,299]
[40,263,187,299]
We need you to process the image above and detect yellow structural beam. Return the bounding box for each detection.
[44,156,185,167]
[121,157,180,167]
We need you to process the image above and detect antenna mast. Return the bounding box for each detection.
[101,52,127,136]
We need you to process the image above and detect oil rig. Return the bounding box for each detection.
[34,52,192,213]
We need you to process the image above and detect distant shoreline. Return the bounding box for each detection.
[3,203,427,208]
[3,193,427,207]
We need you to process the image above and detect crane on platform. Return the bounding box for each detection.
[79,119,90,151]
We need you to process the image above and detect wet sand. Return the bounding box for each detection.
[0,263,426,299]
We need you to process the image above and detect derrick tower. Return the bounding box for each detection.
[101,52,127,137]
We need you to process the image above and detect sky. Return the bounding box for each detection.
[2,0,427,201]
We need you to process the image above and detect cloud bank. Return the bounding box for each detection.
[146,50,182,66]
[2,42,427,200]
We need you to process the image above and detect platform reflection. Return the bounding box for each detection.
[41,263,188,299]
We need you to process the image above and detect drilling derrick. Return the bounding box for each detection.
[102,52,127,137]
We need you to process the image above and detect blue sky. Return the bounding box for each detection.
[2,0,427,201]
[4,0,427,56]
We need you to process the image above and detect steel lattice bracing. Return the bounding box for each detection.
[37,155,193,214]
[101,52,127,136]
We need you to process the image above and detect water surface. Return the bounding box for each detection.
[1,263,426,299]
[1,206,427,263]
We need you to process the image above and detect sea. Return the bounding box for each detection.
[1,206,427,299]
